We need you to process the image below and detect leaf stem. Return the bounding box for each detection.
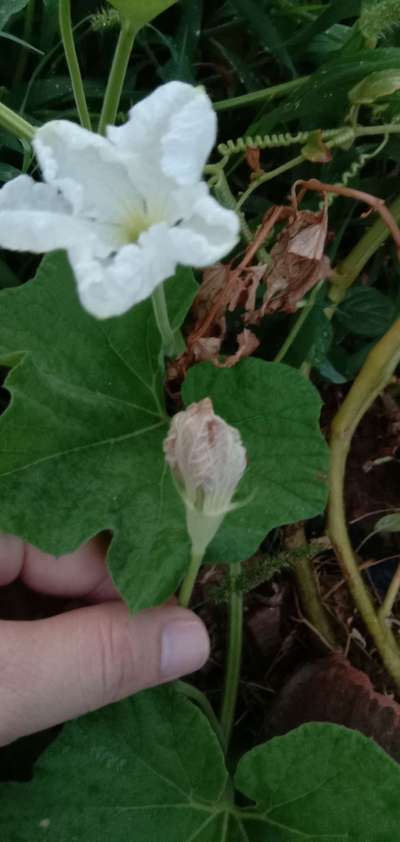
[285,523,336,648]
[98,17,137,135]
[152,283,185,358]
[274,282,322,363]
[59,0,91,130]
[328,319,400,688]
[379,564,400,624]
[179,550,204,609]
[220,562,243,752]
[0,101,35,141]
[236,153,304,209]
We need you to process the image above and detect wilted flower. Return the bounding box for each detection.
[0,82,239,319]
[164,398,247,555]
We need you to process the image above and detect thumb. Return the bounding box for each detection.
[0,602,209,746]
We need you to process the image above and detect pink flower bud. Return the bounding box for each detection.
[164,398,247,554]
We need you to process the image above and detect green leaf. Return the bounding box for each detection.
[286,0,362,50]
[0,255,328,608]
[0,0,29,30]
[336,286,394,337]
[229,0,296,77]
[3,685,400,841]
[235,723,400,840]
[375,513,400,532]
[0,252,197,613]
[182,358,329,564]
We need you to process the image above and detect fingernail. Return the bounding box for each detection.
[161,620,210,680]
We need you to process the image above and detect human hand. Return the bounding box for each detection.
[0,535,209,746]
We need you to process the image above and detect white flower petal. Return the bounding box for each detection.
[0,175,101,253]
[69,223,177,319]
[108,81,216,186]
[169,195,239,266]
[34,120,143,225]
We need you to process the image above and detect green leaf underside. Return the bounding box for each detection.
[0,253,327,610]
[2,685,400,841]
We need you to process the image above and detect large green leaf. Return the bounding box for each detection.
[182,359,328,563]
[0,0,29,30]
[0,253,328,609]
[2,685,400,840]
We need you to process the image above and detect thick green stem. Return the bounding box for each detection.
[220,563,243,752]
[379,564,400,624]
[328,319,400,688]
[98,18,137,134]
[152,283,184,358]
[0,101,35,142]
[59,0,91,129]
[179,550,204,609]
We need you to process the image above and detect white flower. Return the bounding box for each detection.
[164,398,247,555]
[0,82,239,318]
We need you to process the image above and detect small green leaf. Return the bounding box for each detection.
[107,0,178,27]
[3,686,400,841]
[375,513,400,532]
[336,286,394,337]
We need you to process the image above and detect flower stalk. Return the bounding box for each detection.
[59,0,91,130]
[179,549,204,609]
[98,17,138,135]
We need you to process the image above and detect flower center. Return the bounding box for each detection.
[124,211,152,243]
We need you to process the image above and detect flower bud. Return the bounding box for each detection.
[107,0,178,27]
[164,398,247,555]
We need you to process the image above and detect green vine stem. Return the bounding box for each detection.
[274,282,322,364]
[220,562,243,752]
[0,101,35,142]
[59,0,91,130]
[179,550,204,609]
[98,17,137,135]
[328,319,400,689]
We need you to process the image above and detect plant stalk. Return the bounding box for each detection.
[213,76,310,112]
[285,523,336,647]
[328,319,400,688]
[179,550,204,609]
[220,563,243,752]
[98,17,137,134]
[0,101,35,141]
[59,0,91,129]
